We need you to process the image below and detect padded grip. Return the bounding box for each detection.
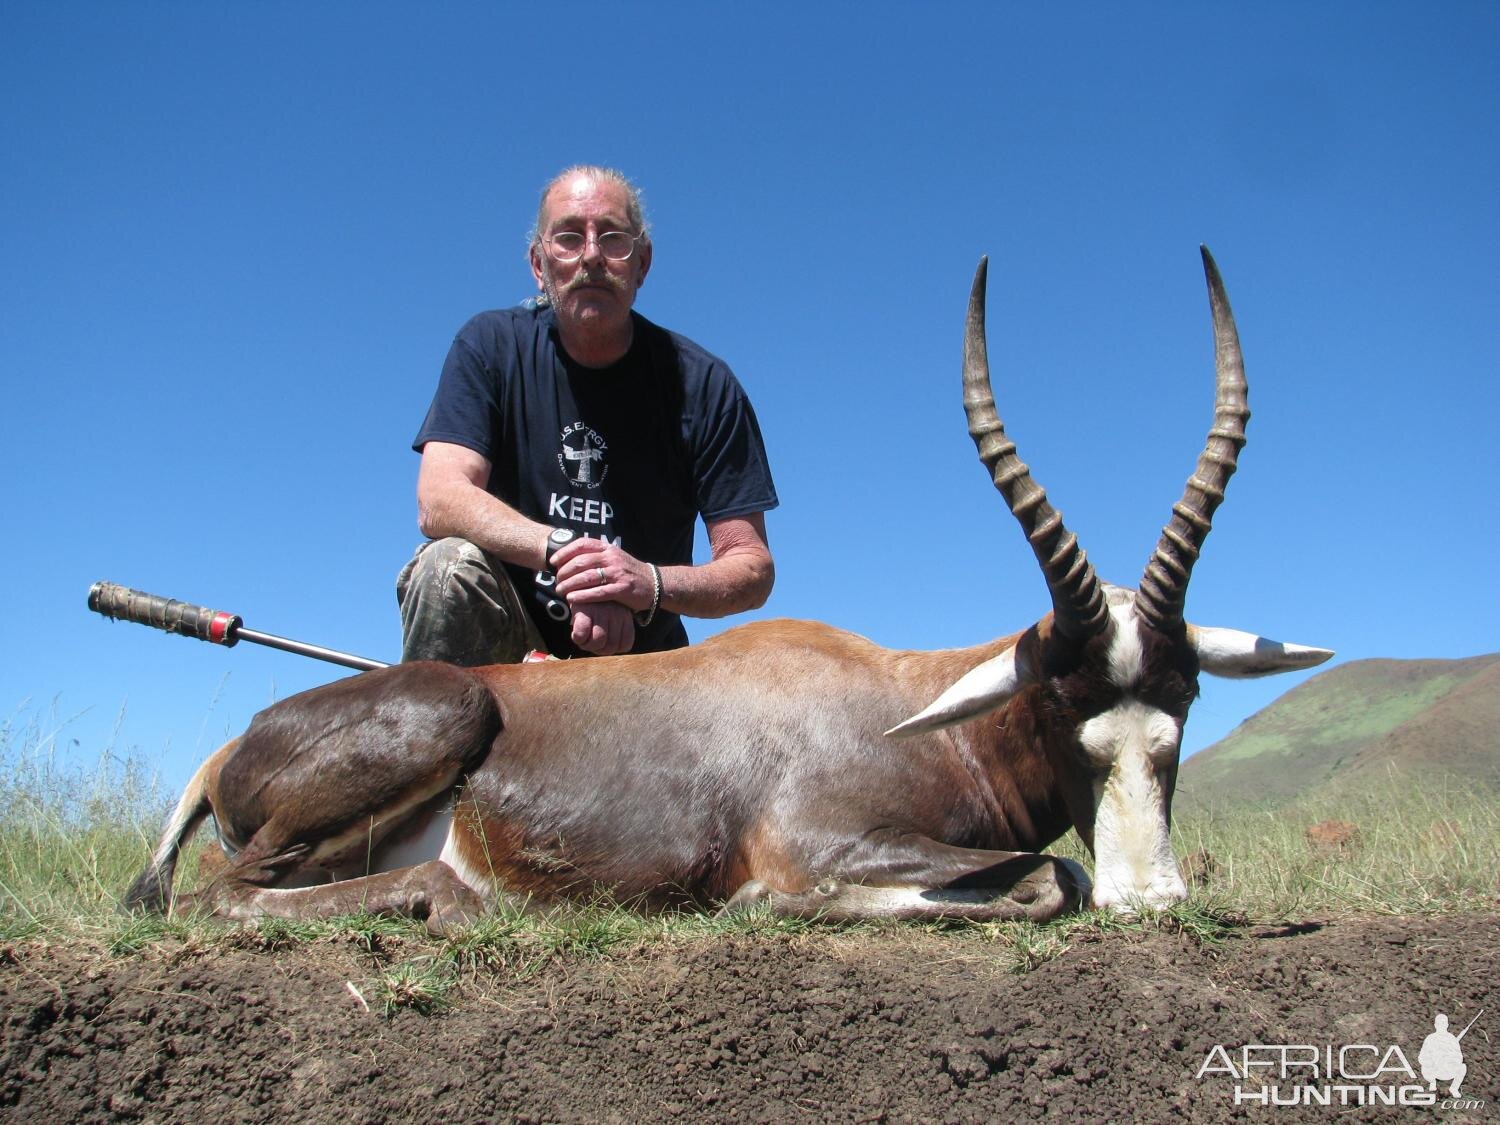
[87,581,241,646]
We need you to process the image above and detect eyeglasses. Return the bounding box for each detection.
[543,230,643,262]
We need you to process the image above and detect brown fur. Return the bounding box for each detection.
[129,618,1101,930]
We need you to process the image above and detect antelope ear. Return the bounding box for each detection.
[1189,625,1333,679]
[886,648,1030,738]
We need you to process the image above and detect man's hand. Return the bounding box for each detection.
[552,537,654,613]
[551,537,650,655]
[568,601,636,656]
[547,514,772,655]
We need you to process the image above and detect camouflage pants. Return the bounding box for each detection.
[395,538,546,666]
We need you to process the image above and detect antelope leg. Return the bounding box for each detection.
[724,835,1088,923]
[178,859,484,936]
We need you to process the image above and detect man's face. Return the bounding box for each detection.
[529,176,651,337]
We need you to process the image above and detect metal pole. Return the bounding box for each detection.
[87,581,390,671]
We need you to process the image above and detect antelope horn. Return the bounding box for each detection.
[1136,246,1249,630]
[964,257,1108,640]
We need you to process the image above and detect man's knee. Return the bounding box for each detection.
[398,538,486,601]
[397,539,539,665]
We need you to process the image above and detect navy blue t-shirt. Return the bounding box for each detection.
[413,305,778,657]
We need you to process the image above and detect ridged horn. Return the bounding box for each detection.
[1136,246,1249,631]
[964,257,1108,640]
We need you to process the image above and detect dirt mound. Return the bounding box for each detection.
[3,915,1495,1122]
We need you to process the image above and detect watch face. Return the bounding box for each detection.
[545,527,577,570]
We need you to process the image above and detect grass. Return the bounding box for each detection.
[1,707,1495,997]
[373,955,456,1016]
[1030,769,1500,920]
[0,701,176,940]
[1163,768,1500,917]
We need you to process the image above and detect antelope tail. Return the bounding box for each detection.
[122,738,237,914]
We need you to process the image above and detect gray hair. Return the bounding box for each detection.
[528,165,651,252]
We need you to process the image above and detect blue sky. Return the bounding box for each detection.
[3,3,1497,790]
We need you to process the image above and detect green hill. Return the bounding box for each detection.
[1176,653,1500,807]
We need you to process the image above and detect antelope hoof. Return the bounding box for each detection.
[169,890,210,921]
[419,866,486,936]
[1056,858,1092,910]
[1015,857,1088,920]
[719,879,775,915]
[424,888,483,936]
[720,879,841,919]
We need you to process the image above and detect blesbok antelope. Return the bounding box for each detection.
[127,249,1330,931]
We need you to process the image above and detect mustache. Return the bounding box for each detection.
[561,269,626,293]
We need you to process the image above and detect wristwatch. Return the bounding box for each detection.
[544,527,576,569]
[533,528,578,623]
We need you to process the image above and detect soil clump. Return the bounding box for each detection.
[2,914,1494,1122]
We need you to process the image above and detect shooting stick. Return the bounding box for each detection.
[87,581,390,672]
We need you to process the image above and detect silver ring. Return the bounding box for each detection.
[597,568,606,586]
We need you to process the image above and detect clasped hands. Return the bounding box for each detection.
[549,537,657,656]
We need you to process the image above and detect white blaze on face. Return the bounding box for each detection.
[1081,702,1188,909]
[1078,605,1189,910]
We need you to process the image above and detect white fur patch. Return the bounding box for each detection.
[1078,700,1187,910]
[1106,600,1145,689]
[308,793,452,878]
[438,817,497,901]
[799,880,1067,919]
[152,788,205,869]
[369,803,454,874]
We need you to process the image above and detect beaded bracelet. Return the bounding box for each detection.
[634,563,663,627]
